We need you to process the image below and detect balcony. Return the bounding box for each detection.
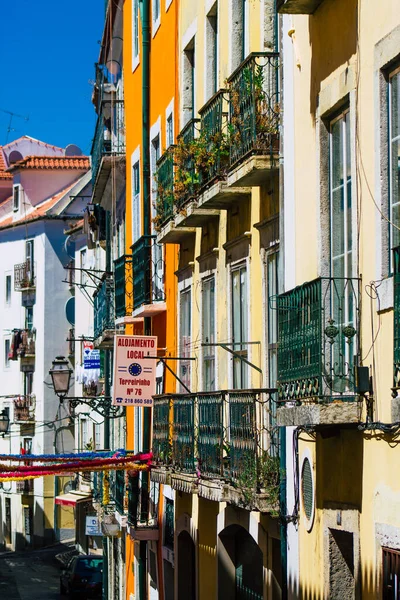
[114,254,133,320]
[14,394,35,423]
[14,260,35,291]
[276,277,363,427]
[93,276,115,346]
[17,329,35,359]
[91,99,125,201]
[226,52,280,187]
[127,477,159,541]
[277,0,325,13]
[16,480,34,494]
[131,235,166,317]
[155,147,175,229]
[152,390,279,511]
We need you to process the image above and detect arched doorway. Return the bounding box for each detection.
[177,530,196,599]
[218,524,263,600]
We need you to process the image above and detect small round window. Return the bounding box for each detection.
[301,457,314,522]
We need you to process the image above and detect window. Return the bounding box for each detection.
[153,0,160,30]
[383,548,400,598]
[179,288,191,391]
[182,39,195,125]
[24,372,33,396]
[329,109,355,391]
[389,68,400,264]
[4,339,10,368]
[5,275,11,304]
[132,161,141,243]
[166,114,174,147]
[202,277,216,391]
[231,265,248,389]
[80,249,87,286]
[13,185,20,212]
[25,239,34,284]
[23,437,32,454]
[231,0,248,70]
[132,0,140,67]
[206,2,218,99]
[94,423,101,450]
[25,306,33,331]
[80,419,88,450]
[267,252,279,442]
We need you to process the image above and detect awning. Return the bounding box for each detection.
[55,492,92,507]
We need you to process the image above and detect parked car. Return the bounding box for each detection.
[60,554,103,598]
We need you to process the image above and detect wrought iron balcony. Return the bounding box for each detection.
[16,480,34,494]
[114,254,133,318]
[227,52,280,170]
[155,147,175,228]
[277,0,325,13]
[128,477,159,539]
[277,277,361,413]
[14,260,35,291]
[93,276,115,341]
[198,89,229,189]
[17,329,35,358]
[13,394,35,423]
[131,235,165,310]
[91,99,125,185]
[154,390,278,484]
[114,469,126,514]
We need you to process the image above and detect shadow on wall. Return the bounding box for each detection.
[308,0,358,116]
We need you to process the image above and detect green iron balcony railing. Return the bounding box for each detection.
[91,99,125,185]
[131,235,165,310]
[153,395,172,463]
[93,276,115,340]
[154,390,278,485]
[198,89,229,189]
[393,247,400,391]
[128,477,158,528]
[173,394,196,472]
[175,118,200,211]
[227,52,280,168]
[114,469,125,514]
[114,254,133,318]
[277,276,361,403]
[155,147,175,228]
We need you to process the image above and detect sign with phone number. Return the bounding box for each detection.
[112,335,158,407]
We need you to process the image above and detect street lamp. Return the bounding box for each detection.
[0,409,10,437]
[49,356,72,400]
[49,355,123,420]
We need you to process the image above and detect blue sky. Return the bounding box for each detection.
[0,0,105,154]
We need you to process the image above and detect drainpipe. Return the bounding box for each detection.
[279,427,287,599]
[139,2,151,600]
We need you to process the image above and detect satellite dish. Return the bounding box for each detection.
[8,150,23,164]
[65,297,75,326]
[65,144,83,157]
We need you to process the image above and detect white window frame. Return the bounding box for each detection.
[4,338,10,369]
[178,282,192,393]
[13,184,20,212]
[165,0,173,11]
[152,0,161,37]
[389,66,400,269]
[201,275,216,391]
[229,260,250,390]
[165,97,175,148]
[131,147,141,244]
[132,0,140,72]
[5,274,11,305]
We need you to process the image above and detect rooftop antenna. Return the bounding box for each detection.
[0,108,29,144]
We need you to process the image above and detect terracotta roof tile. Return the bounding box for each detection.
[0,147,12,180]
[7,155,90,172]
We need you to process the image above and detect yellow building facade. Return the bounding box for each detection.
[276,0,400,598]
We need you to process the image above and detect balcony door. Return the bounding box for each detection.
[179,288,192,392]
[329,109,356,392]
[231,265,248,389]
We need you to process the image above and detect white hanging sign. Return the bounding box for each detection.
[112,335,158,407]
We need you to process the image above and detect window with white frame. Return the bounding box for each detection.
[152,0,161,32]
[389,67,400,264]
[231,264,248,389]
[94,423,101,450]
[132,0,140,68]
[329,108,356,392]
[151,135,164,301]
[24,372,33,396]
[166,113,174,147]
[132,161,141,244]
[5,274,11,304]
[206,2,218,100]
[179,287,192,391]
[80,419,88,450]
[25,239,34,284]
[202,277,216,391]
[13,185,20,212]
